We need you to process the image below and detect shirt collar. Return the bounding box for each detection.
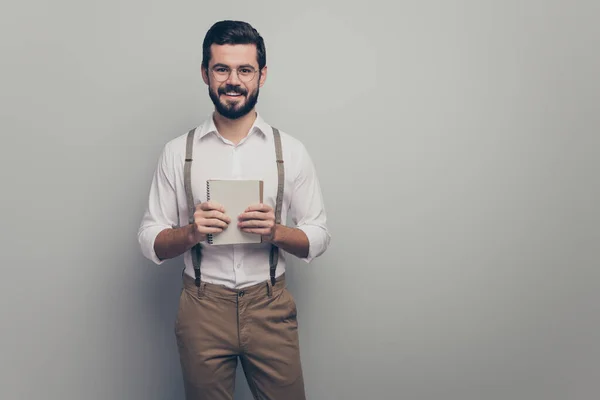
[197,111,271,141]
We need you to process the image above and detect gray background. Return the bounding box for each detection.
[1,0,599,399]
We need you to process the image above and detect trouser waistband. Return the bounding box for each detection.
[182,272,286,301]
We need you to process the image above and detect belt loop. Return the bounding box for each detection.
[266,280,273,298]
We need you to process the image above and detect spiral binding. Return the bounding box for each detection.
[206,180,213,244]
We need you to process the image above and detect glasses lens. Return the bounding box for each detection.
[238,68,256,82]
[212,67,229,82]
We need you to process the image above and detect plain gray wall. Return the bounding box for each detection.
[1,0,599,399]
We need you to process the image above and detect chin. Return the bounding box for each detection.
[219,106,251,120]
[224,100,245,107]
[222,104,244,114]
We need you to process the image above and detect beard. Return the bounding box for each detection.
[208,82,259,120]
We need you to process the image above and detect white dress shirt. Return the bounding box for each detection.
[138,112,330,288]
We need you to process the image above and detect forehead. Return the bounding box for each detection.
[209,44,258,67]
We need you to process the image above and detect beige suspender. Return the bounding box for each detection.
[270,127,284,285]
[184,129,202,287]
[183,126,284,290]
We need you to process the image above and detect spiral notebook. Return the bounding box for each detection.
[206,179,264,245]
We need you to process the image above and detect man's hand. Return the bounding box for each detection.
[238,203,276,241]
[191,201,231,243]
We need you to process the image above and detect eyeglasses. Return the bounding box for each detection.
[210,65,258,83]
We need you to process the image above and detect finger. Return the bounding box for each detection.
[238,211,272,221]
[199,201,225,213]
[206,210,231,223]
[197,226,224,234]
[238,219,272,229]
[199,218,229,229]
[195,209,231,224]
[244,203,272,213]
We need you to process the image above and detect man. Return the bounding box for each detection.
[137,20,330,400]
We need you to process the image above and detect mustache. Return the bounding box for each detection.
[218,85,248,96]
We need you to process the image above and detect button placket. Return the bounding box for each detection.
[232,146,241,177]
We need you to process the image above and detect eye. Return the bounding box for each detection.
[239,68,253,74]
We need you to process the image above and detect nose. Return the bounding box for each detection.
[226,68,242,85]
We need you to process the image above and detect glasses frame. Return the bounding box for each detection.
[209,64,259,83]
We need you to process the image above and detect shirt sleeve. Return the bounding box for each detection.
[288,143,331,263]
[137,142,180,265]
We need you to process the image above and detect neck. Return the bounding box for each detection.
[213,110,257,145]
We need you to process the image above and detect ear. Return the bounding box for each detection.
[259,65,268,88]
[201,65,209,85]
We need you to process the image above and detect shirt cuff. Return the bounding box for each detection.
[296,224,331,263]
[138,225,170,265]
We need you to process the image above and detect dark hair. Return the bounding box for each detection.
[202,20,266,70]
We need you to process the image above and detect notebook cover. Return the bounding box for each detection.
[206,179,264,245]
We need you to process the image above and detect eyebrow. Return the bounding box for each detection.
[212,63,256,69]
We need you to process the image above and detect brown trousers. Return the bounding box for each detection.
[174,273,306,400]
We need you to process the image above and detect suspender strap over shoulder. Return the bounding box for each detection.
[182,125,284,288]
[270,127,284,286]
[184,128,202,287]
